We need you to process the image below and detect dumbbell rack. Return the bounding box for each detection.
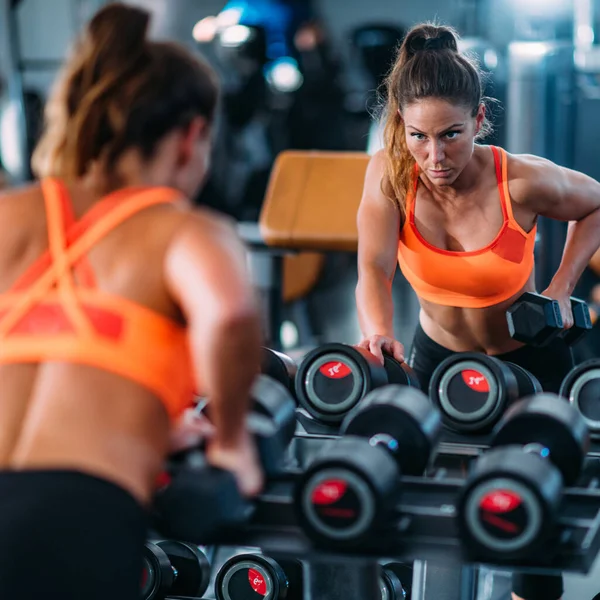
[265,420,600,600]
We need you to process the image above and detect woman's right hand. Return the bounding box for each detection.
[205,432,265,498]
[356,334,405,365]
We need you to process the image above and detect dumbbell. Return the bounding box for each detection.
[141,540,210,600]
[380,562,412,600]
[152,374,296,544]
[457,394,590,561]
[295,343,420,424]
[261,346,298,395]
[294,385,441,549]
[506,292,592,347]
[429,353,542,433]
[215,553,303,600]
[560,358,600,439]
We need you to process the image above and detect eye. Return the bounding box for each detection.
[445,131,461,139]
[411,133,426,141]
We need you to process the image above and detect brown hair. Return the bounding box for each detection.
[32,2,219,183]
[381,23,491,222]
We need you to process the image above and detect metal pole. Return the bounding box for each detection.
[0,0,31,183]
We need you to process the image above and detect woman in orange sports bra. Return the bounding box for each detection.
[0,4,263,600]
[356,24,600,600]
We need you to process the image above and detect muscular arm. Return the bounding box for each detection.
[511,154,600,296]
[164,211,262,449]
[356,150,401,338]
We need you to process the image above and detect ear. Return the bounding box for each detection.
[177,117,209,166]
[474,103,486,135]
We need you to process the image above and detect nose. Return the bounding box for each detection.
[431,141,445,166]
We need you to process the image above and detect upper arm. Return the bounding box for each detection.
[511,154,600,222]
[356,150,400,281]
[164,211,258,331]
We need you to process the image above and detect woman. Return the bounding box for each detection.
[356,23,600,600]
[0,3,263,599]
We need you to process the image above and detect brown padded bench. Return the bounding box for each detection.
[240,150,370,346]
[259,150,371,253]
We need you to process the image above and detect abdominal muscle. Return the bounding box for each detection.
[0,361,171,506]
[417,270,537,355]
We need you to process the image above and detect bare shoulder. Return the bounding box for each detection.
[502,150,559,203]
[166,206,245,262]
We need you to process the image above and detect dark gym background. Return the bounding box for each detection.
[2,0,600,597]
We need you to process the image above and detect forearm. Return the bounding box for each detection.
[356,269,395,338]
[199,313,262,448]
[551,210,600,295]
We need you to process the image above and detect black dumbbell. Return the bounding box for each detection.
[294,385,441,549]
[380,562,412,600]
[295,343,420,424]
[506,292,592,347]
[429,353,541,433]
[152,374,296,544]
[215,553,303,600]
[457,394,590,561]
[141,540,210,600]
[261,346,298,395]
[560,358,600,439]
[504,362,543,398]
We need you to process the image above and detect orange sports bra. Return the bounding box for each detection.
[0,178,196,420]
[397,146,536,308]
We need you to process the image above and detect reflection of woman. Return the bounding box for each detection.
[357,23,600,600]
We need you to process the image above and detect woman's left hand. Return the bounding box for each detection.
[169,407,215,454]
[541,286,574,330]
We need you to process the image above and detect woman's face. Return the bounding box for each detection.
[402,97,485,187]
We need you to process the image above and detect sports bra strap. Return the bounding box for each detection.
[0,185,182,337]
[43,179,94,336]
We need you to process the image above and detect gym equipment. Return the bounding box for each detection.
[380,562,411,600]
[457,393,590,562]
[214,553,303,600]
[152,374,296,544]
[295,343,420,424]
[429,353,520,433]
[141,541,210,600]
[294,385,441,549]
[506,292,592,346]
[261,346,298,395]
[504,362,543,397]
[560,359,600,439]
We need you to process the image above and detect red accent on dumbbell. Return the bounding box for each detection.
[248,568,267,595]
[461,369,490,393]
[318,361,352,379]
[312,480,348,505]
[480,490,522,513]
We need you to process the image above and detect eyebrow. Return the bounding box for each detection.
[406,123,465,134]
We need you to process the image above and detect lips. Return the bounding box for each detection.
[429,169,452,178]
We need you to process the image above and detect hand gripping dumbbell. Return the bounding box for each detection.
[215,553,303,600]
[152,374,297,544]
[141,540,210,600]
[457,394,590,562]
[294,385,442,550]
[560,359,600,439]
[506,292,593,347]
[429,353,542,433]
[295,343,421,424]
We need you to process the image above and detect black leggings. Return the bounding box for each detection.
[0,469,148,600]
[408,324,574,600]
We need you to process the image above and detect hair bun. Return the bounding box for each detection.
[407,27,458,56]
